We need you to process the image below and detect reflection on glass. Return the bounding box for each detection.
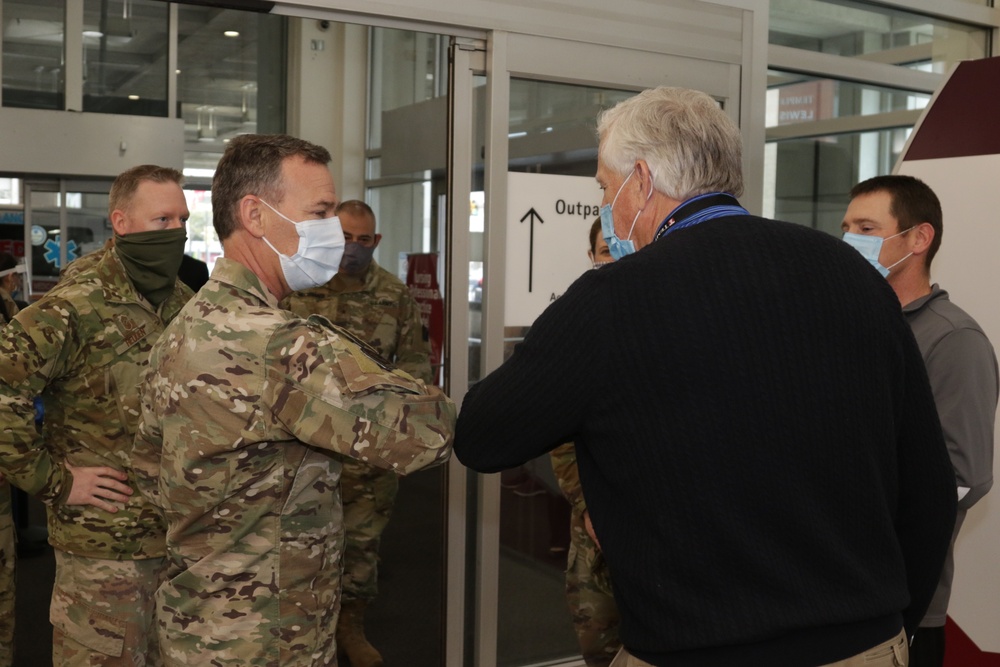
[368,181,439,275]
[766,71,930,127]
[360,26,452,667]
[2,0,66,109]
[28,187,111,295]
[499,79,634,666]
[176,7,286,171]
[468,187,484,383]
[770,0,988,73]
[82,0,168,116]
[0,178,21,205]
[509,80,633,175]
[368,28,448,152]
[764,128,911,236]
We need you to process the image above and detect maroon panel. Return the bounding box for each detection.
[904,56,1000,161]
[945,616,1000,665]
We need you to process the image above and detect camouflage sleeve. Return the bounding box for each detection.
[131,366,164,509]
[550,442,587,514]
[266,316,455,475]
[0,306,76,505]
[394,289,433,384]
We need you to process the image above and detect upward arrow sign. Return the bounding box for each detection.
[519,207,544,292]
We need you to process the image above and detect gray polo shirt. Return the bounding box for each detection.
[904,284,998,626]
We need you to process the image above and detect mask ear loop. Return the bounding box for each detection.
[624,167,655,242]
[257,197,301,258]
[883,225,915,273]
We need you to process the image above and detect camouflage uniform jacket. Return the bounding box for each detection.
[0,288,18,325]
[280,260,432,383]
[60,238,113,282]
[550,442,587,517]
[131,257,455,666]
[0,248,192,559]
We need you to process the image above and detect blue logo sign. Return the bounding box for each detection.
[0,211,24,226]
[43,239,79,269]
[31,225,47,246]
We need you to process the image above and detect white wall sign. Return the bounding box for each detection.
[505,172,600,327]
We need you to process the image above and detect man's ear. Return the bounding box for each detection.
[372,233,382,249]
[911,222,935,257]
[633,159,655,201]
[109,209,129,236]
[240,196,265,238]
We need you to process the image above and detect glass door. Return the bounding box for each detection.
[468,32,743,667]
[23,178,113,297]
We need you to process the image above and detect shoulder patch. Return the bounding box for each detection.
[307,314,395,372]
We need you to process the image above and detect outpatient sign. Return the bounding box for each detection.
[505,172,600,327]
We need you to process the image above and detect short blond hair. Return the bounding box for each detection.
[108,165,183,218]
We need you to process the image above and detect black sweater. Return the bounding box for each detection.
[455,215,956,666]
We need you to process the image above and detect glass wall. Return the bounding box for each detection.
[764,71,931,232]
[176,6,286,172]
[770,0,989,71]
[366,27,448,262]
[766,72,930,127]
[765,0,993,235]
[1,2,287,279]
[82,0,168,116]
[2,0,66,109]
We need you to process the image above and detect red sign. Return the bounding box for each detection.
[405,253,444,386]
[946,617,1000,665]
[0,239,25,257]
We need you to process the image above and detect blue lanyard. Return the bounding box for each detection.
[653,193,749,242]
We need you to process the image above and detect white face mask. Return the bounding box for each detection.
[259,198,345,291]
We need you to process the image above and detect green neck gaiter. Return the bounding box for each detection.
[115,228,187,307]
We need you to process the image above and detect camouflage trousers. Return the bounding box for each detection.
[565,510,620,667]
[0,481,14,667]
[339,456,399,602]
[51,551,167,667]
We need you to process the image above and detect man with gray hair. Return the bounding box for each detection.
[455,87,957,666]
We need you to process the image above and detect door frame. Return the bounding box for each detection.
[21,177,113,297]
[446,28,761,667]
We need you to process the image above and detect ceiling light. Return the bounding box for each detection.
[128,94,140,100]
[224,30,239,37]
[83,30,103,38]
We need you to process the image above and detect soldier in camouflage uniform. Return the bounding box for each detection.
[548,220,621,667]
[0,165,194,666]
[0,476,12,667]
[132,134,455,667]
[0,252,23,324]
[551,443,620,666]
[280,199,432,667]
[0,253,22,667]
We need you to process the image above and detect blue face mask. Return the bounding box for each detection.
[842,227,912,278]
[600,169,649,260]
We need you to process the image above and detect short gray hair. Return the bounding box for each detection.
[212,134,331,241]
[597,87,744,200]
